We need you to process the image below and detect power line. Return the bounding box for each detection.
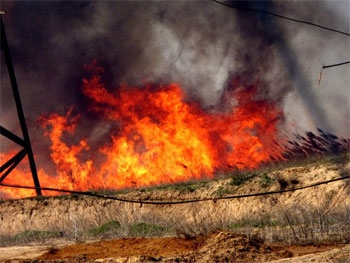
[318,60,350,85]
[323,61,350,69]
[1,175,349,205]
[212,0,350,37]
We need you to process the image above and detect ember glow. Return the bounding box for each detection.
[0,61,285,199]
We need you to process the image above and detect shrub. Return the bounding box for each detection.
[259,173,274,188]
[13,230,62,244]
[230,172,255,186]
[130,222,166,237]
[87,220,121,236]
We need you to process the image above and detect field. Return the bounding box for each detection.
[0,154,349,262]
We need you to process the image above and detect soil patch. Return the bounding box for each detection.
[35,231,349,262]
[39,235,203,260]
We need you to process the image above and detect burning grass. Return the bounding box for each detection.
[1,60,286,199]
[1,59,348,200]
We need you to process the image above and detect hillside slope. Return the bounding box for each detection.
[0,155,349,262]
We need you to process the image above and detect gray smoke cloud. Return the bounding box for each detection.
[1,0,349,162]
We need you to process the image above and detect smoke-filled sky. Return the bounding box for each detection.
[1,0,349,157]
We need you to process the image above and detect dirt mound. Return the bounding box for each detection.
[35,231,348,263]
[38,235,203,261]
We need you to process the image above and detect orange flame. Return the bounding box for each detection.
[0,61,284,199]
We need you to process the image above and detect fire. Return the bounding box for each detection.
[0,61,284,199]
[37,109,93,191]
[0,152,59,198]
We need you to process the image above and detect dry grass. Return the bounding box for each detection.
[0,153,349,247]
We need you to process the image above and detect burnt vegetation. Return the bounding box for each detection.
[282,128,349,160]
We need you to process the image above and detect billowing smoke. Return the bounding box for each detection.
[1,1,349,162]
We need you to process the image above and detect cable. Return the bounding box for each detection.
[318,60,349,85]
[1,175,349,205]
[323,61,350,69]
[212,0,350,37]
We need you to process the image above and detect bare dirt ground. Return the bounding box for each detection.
[1,232,349,262]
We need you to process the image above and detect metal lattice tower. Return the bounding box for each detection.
[0,13,42,196]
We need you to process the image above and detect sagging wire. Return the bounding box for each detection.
[212,0,350,37]
[211,1,350,86]
[0,175,349,205]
